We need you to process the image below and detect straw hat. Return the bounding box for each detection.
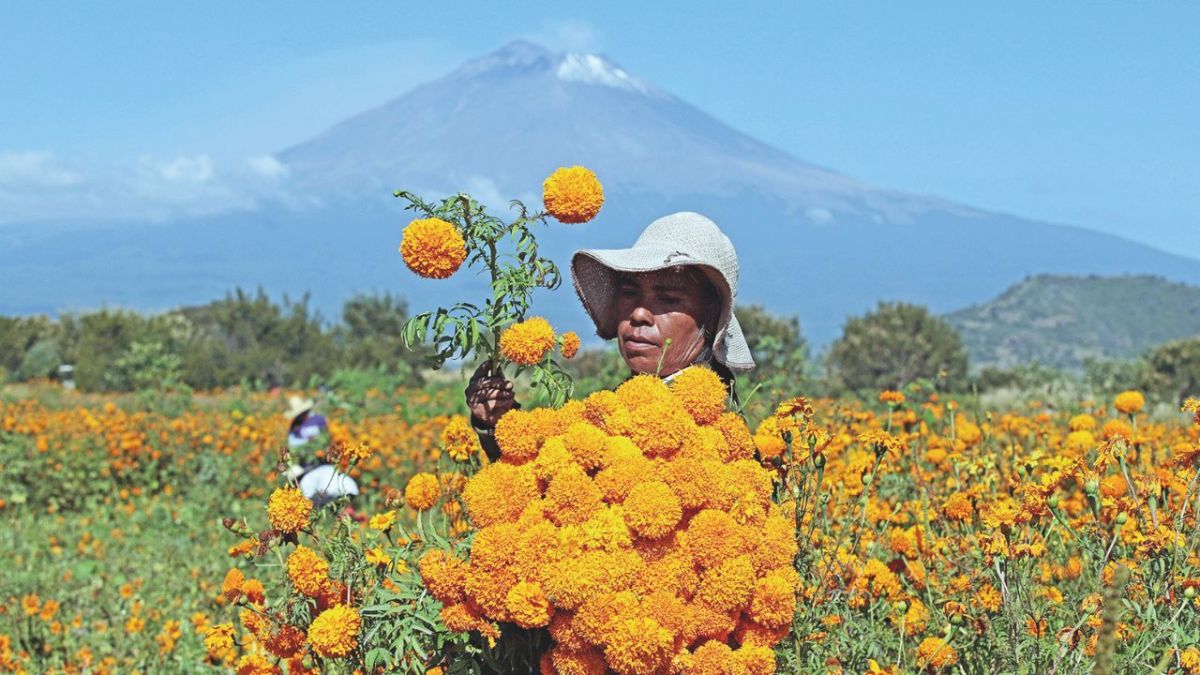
[570,211,755,372]
[283,395,315,421]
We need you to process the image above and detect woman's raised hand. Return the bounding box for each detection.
[465,361,516,429]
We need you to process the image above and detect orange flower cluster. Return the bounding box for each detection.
[399,217,467,280]
[419,368,793,674]
[498,317,557,366]
[542,166,604,224]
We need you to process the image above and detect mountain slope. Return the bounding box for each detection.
[946,275,1200,370]
[2,41,1200,350]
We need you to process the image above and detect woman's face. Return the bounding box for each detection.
[611,269,714,377]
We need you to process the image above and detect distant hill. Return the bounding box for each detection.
[945,275,1200,371]
[5,42,1200,348]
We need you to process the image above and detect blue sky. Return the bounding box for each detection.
[2,2,1198,254]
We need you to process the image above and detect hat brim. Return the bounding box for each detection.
[283,399,315,420]
[571,248,755,372]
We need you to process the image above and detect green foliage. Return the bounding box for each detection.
[0,315,52,376]
[1141,336,1200,405]
[947,274,1200,371]
[1084,357,1151,401]
[17,339,61,381]
[827,301,969,393]
[396,191,572,405]
[179,288,336,390]
[104,340,184,391]
[336,292,427,381]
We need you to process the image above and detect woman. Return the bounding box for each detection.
[282,395,359,508]
[467,211,754,459]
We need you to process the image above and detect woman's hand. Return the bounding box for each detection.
[465,361,516,429]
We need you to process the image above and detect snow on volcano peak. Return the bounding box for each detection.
[556,52,655,95]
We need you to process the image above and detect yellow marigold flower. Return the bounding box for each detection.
[441,415,481,462]
[307,605,360,658]
[266,487,312,534]
[603,615,672,675]
[1114,390,1145,414]
[221,568,245,603]
[235,653,280,675]
[1065,429,1095,454]
[915,636,958,670]
[670,366,727,425]
[696,555,755,612]
[749,572,796,628]
[505,581,552,628]
[1179,647,1200,674]
[463,461,539,527]
[399,217,466,280]
[623,481,682,540]
[365,546,391,566]
[543,166,604,224]
[287,545,330,597]
[857,429,905,457]
[405,472,441,511]
[498,317,556,366]
[369,509,397,531]
[418,549,467,604]
[561,331,581,359]
[1068,413,1097,431]
[202,623,236,656]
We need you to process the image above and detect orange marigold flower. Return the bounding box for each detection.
[879,390,906,405]
[544,464,604,526]
[286,545,330,597]
[440,602,487,633]
[235,653,281,675]
[543,166,604,224]
[1101,419,1133,442]
[1068,413,1097,431]
[307,605,360,658]
[629,399,694,458]
[562,422,609,471]
[202,623,236,656]
[561,331,581,359]
[405,472,441,511]
[915,636,958,670]
[686,509,747,571]
[857,429,905,457]
[696,555,755,612]
[263,623,305,659]
[670,366,727,425]
[691,640,737,672]
[266,487,312,534]
[713,412,756,461]
[1179,646,1200,673]
[615,374,672,410]
[603,615,672,675]
[221,568,245,603]
[441,415,481,462]
[733,644,778,675]
[749,572,796,628]
[1114,390,1145,415]
[582,390,634,436]
[505,581,552,628]
[623,481,682,540]
[548,647,608,675]
[753,417,787,460]
[463,461,539,527]
[240,578,265,606]
[399,217,466,279]
[941,492,973,522]
[418,549,467,604]
[499,317,556,366]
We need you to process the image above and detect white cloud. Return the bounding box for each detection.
[0,151,83,188]
[247,154,288,178]
[806,207,834,225]
[0,150,296,225]
[527,19,602,52]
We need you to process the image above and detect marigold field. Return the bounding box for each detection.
[4,377,1200,674]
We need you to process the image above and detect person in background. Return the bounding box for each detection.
[466,211,755,460]
[282,395,360,511]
